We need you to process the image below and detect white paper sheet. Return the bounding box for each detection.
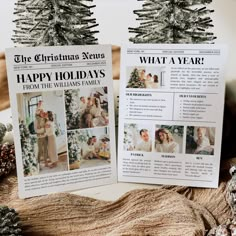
[118,44,227,188]
[5,45,117,198]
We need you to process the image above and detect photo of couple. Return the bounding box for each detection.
[17,91,68,176]
[126,66,165,89]
[186,126,215,155]
[68,127,111,170]
[35,101,59,169]
[65,87,109,130]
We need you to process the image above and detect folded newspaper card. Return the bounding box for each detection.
[5,45,116,198]
[118,44,227,188]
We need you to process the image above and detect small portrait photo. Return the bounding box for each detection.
[124,123,152,152]
[186,126,215,155]
[17,91,68,177]
[68,127,111,170]
[155,125,184,154]
[126,66,165,89]
[65,87,109,130]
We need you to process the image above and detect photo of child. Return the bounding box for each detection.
[123,123,152,152]
[186,126,215,155]
[67,127,111,170]
[126,66,165,89]
[17,91,68,177]
[155,125,184,154]
[65,87,109,130]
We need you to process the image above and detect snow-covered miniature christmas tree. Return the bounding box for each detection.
[0,206,22,235]
[0,123,7,144]
[0,143,16,179]
[126,68,145,88]
[12,0,99,46]
[67,131,81,165]
[129,0,216,44]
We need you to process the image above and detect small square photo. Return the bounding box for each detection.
[65,87,109,130]
[154,125,184,154]
[126,66,165,89]
[186,126,215,155]
[124,123,152,152]
[68,127,111,170]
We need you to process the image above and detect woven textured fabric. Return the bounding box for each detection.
[0,161,233,236]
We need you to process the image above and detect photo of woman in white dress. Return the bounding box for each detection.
[155,126,183,154]
[45,111,58,168]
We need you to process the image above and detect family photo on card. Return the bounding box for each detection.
[6,45,117,198]
[17,91,68,176]
[126,66,165,89]
[65,87,109,130]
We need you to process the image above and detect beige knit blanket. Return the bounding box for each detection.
[0,159,233,236]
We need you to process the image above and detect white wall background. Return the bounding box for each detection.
[1,0,236,81]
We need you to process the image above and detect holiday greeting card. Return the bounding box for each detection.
[118,44,227,188]
[5,45,116,198]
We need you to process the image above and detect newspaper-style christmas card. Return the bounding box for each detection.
[6,45,116,198]
[118,44,227,188]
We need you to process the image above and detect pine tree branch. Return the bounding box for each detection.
[13,0,99,46]
[129,0,216,44]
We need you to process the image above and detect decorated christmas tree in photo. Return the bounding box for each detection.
[67,131,81,168]
[64,89,81,129]
[126,68,146,88]
[67,130,89,170]
[129,0,216,43]
[19,121,38,176]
